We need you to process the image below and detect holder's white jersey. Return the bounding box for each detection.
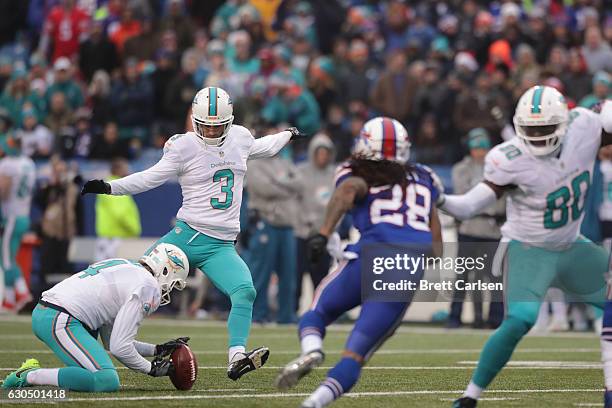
[42,259,160,373]
[484,107,602,245]
[0,155,35,218]
[109,126,291,240]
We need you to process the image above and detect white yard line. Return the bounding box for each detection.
[0,388,601,404]
[458,360,603,368]
[0,348,601,355]
[0,365,604,371]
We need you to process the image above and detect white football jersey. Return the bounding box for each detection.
[484,107,602,245]
[0,155,36,218]
[42,259,161,330]
[109,126,291,240]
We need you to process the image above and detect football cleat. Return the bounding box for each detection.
[452,396,477,408]
[227,346,269,381]
[301,398,325,408]
[275,350,325,390]
[1,358,40,388]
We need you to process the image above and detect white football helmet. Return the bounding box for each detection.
[140,243,189,306]
[353,116,411,162]
[191,86,234,146]
[513,85,569,156]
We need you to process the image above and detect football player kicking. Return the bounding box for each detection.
[81,87,306,380]
[1,243,190,392]
[437,87,612,407]
[275,117,442,407]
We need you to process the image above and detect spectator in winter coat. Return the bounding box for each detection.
[294,133,335,309]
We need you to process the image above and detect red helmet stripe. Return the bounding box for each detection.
[382,118,396,159]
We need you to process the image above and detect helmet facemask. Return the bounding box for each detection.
[157,267,187,306]
[514,120,567,156]
[192,116,233,147]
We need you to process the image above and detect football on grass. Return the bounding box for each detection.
[169,344,198,390]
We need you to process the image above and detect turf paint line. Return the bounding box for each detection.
[458,361,602,368]
[0,388,601,404]
[0,348,601,355]
[0,365,605,371]
[439,397,519,401]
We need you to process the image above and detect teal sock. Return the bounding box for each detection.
[227,304,252,347]
[58,367,119,392]
[471,316,530,388]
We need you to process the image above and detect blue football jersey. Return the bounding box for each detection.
[334,162,440,252]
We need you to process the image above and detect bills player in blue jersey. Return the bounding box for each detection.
[275,117,442,408]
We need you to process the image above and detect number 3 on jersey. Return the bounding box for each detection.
[211,169,234,210]
[544,170,590,229]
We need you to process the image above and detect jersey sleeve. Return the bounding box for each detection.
[483,145,519,187]
[109,136,183,195]
[334,162,353,187]
[108,284,160,374]
[414,164,442,203]
[569,107,603,150]
[248,130,292,159]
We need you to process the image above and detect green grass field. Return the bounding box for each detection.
[0,315,604,407]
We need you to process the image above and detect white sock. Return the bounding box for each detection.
[15,277,28,294]
[301,334,323,355]
[26,368,59,386]
[601,338,612,389]
[228,346,245,363]
[464,381,483,399]
[305,384,335,407]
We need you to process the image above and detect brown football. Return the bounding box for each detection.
[169,344,198,390]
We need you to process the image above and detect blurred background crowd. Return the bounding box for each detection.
[0,0,610,330]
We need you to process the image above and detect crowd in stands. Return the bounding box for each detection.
[0,0,608,165]
[0,0,610,323]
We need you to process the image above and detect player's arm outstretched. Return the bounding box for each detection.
[308,176,368,261]
[438,145,513,220]
[248,127,308,159]
[81,140,182,196]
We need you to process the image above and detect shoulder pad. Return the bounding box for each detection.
[568,107,602,133]
[137,283,161,316]
[334,162,353,187]
[484,141,525,186]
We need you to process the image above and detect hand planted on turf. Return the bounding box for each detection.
[307,233,328,265]
[81,179,111,196]
[155,337,190,358]
[148,357,174,377]
[285,127,308,140]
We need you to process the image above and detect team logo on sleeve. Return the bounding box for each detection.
[143,302,152,314]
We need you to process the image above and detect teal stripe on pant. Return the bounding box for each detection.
[146,221,256,347]
[31,304,119,392]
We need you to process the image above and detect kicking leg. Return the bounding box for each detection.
[199,237,267,380]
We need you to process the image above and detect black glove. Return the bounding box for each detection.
[81,179,111,195]
[285,127,308,140]
[148,357,174,377]
[307,233,328,265]
[154,337,190,358]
